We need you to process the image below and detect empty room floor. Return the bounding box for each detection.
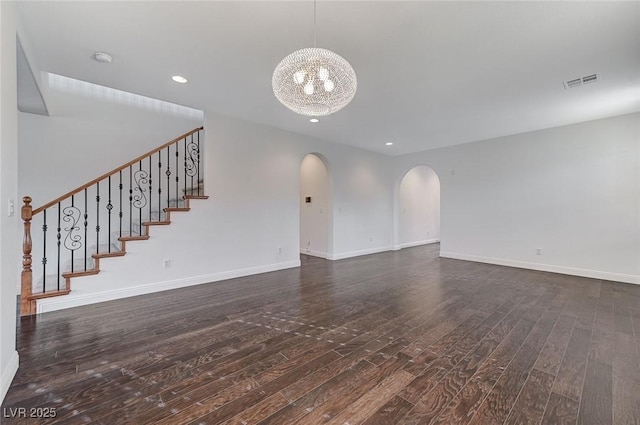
[2,245,639,424]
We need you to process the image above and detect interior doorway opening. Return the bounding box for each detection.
[299,153,332,259]
[398,165,441,251]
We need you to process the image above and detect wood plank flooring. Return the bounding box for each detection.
[2,245,639,424]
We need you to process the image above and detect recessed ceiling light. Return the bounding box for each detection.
[310,118,319,123]
[93,52,112,64]
[172,75,188,84]
[385,142,393,146]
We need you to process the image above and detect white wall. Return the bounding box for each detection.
[0,1,21,403]
[398,165,440,248]
[300,154,330,258]
[37,112,394,312]
[395,112,640,284]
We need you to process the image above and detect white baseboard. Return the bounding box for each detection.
[1,351,19,404]
[36,260,301,314]
[328,246,393,261]
[399,239,440,249]
[440,251,640,285]
[300,249,329,259]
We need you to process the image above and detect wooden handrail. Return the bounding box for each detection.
[32,126,203,215]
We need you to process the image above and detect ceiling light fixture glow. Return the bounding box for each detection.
[385,142,393,146]
[310,118,319,123]
[172,75,188,84]
[272,0,356,117]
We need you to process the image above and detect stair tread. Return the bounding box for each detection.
[62,269,99,278]
[28,289,71,300]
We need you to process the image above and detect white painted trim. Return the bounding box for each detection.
[328,246,393,261]
[399,239,440,249]
[36,260,301,313]
[440,251,640,285]
[1,351,19,404]
[300,249,329,259]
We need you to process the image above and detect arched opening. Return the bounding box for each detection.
[397,165,441,251]
[299,153,332,259]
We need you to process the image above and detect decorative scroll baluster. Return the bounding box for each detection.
[56,203,61,291]
[132,160,148,233]
[96,182,100,255]
[21,197,33,315]
[183,137,187,201]
[166,147,171,209]
[63,196,82,276]
[70,196,75,272]
[185,133,198,196]
[119,171,123,239]
[189,134,194,195]
[84,189,88,270]
[107,176,112,252]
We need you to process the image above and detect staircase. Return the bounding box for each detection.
[20,127,207,316]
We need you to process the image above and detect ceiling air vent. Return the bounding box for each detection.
[564,73,599,90]
[564,78,582,89]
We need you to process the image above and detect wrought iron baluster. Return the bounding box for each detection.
[137,161,143,233]
[107,176,112,252]
[57,203,61,291]
[63,196,82,276]
[42,209,47,293]
[166,147,171,209]
[119,171,123,239]
[197,130,201,196]
[183,137,187,202]
[148,156,152,222]
[84,189,88,270]
[158,152,162,220]
[96,182,100,255]
[175,143,179,207]
[190,134,194,196]
[70,195,75,272]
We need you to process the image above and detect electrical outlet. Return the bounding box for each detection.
[163,259,171,268]
[8,199,14,217]
[278,247,282,254]
[536,248,542,255]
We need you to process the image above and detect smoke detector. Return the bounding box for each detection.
[563,73,599,89]
[93,52,112,64]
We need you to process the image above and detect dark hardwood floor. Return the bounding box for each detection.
[2,245,639,424]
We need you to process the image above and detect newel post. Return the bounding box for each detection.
[20,196,34,316]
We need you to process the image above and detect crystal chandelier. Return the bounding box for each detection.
[272,1,357,117]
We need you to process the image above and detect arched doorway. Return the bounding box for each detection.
[397,165,441,250]
[299,153,332,258]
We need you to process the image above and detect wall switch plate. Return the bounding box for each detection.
[536,248,542,255]
[163,259,171,268]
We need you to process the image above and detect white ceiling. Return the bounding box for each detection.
[17,1,640,155]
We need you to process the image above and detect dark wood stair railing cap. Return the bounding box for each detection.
[32,126,203,215]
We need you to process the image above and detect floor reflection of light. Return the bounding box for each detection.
[46,72,204,120]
